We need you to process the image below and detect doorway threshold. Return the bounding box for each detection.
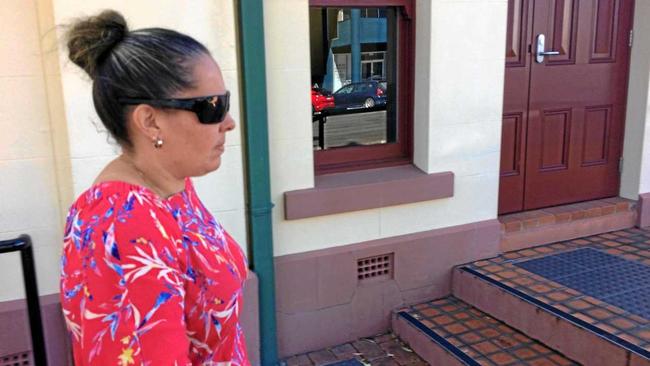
[498,198,637,252]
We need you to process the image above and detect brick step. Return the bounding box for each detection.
[499,197,637,252]
[453,229,650,366]
[393,296,580,365]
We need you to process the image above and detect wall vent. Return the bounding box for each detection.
[0,351,32,366]
[357,253,394,282]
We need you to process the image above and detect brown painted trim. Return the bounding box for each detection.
[312,0,415,174]
[274,218,500,357]
[637,193,650,228]
[310,0,411,8]
[284,165,453,219]
[0,293,71,365]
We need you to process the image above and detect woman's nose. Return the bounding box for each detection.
[221,113,236,132]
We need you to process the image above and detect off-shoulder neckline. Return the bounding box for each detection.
[81,178,192,203]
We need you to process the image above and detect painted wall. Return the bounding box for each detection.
[0,0,248,300]
[621,1,650,198]
[265,0,507,256]
[50,0,248,250]
[0,0,64,302]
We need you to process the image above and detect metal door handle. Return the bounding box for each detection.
[536,34,560,63]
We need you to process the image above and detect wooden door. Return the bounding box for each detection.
[499,0,634,214]
[500,0,533,214]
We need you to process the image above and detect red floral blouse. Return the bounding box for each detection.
[60,179,250,365]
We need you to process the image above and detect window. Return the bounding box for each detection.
[361,51,386,80]
[309,0,414,174]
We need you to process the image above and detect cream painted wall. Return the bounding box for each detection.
[0,0,64,301]
[265,0,507,256]
[408,0,505,233]
[621,1,650,198]
[50,1,248,251]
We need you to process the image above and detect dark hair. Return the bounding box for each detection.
[65,10,210,146]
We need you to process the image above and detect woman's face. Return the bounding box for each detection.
[156,54,236,178]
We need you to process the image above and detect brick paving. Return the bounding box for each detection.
[466,227,650,351]
[281,333,428,366]
[404,297,580,365]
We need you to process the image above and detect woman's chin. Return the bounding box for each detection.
[206,156,222,173]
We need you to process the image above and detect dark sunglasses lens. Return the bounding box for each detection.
[195,95,229,124]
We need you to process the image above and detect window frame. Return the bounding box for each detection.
[310,0,415,175]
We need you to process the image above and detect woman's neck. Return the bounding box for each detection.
[118,153,185,199]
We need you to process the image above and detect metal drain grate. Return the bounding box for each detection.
[323,359,364,366]
[0,351,32,366]
[357,253,393,281]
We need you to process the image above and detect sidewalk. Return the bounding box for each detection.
[281,333,428,366]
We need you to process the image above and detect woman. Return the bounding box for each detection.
[59,10,250,365]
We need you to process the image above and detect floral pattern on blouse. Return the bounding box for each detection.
[60,179,250,366]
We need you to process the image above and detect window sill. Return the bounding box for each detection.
[284,165,454,220]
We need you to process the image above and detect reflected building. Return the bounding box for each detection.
[311,8,389,93]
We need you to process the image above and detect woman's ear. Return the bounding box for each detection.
[130,104,161,140]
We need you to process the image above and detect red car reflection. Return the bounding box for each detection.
[311,88,335,113]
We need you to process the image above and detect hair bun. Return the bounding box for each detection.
[66,10,128,79]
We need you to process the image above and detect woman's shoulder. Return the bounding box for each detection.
[71,180,160,211]
[65,181,181,235]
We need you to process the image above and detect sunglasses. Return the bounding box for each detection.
[118,91,230,124]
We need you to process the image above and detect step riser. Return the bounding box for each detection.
[501,210,636,252]
[453,268,650,366]
[392,314,468,366]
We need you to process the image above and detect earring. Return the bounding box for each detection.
[153,137,164,149]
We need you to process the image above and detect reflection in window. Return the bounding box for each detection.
[309,7,397,150]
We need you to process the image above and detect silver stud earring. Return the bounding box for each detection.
[153,137,164,149]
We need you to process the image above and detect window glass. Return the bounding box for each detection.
[309,7,398,150]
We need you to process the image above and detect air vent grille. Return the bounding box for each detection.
[357,253,394,282]
[0,351,32,366]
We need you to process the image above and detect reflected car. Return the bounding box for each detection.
[311,88,335,113]
[332,81,387,110]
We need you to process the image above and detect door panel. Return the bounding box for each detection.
[591,0,618,62]
[523,0,632,210]
[499,0,532,213]
[499,0,633,214]
[582,106,610,165]
[539,109,571,171]
[501,113,524,176]
[547,0,578,65]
